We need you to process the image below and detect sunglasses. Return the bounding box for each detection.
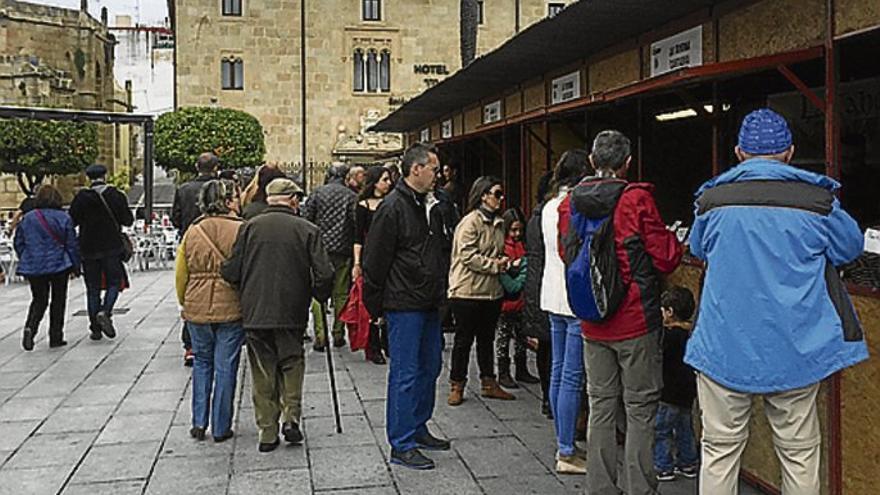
[486,189,504,199]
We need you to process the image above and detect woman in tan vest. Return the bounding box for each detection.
[175,179,245,442]
[447,176,515,405]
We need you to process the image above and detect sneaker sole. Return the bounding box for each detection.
[283,431,304,444]
[415,443,451,452]
[96,314,116,338]
[390,457,435,470]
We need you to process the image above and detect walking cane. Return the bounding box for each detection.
[319,301,343,433]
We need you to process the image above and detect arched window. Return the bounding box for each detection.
[221,57,244,90]
[379,49,391,93]
[366,50,378,93]
[353,49,365,92]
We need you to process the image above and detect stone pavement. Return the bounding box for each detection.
[0,269,763,494]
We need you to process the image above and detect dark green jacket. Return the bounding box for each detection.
[221,206,334,330]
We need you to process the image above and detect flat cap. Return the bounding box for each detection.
[266,178,303,196]
[85,164,108,179]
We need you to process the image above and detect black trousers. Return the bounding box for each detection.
[25,271,70,343]
[536,339,552,403]
[449,298,502,382]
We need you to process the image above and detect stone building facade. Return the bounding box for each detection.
[0,0,132,209]
[171,0,572,174]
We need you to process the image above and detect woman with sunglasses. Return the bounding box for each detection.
[447,176,515,405]
[351,166,394,364]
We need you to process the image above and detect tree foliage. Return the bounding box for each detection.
[0,117,98,195]
[155,107,266,174]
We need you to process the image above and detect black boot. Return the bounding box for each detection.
[515,353,540,384]
[497,356,518,389]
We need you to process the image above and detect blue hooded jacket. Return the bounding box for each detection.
[685,158,868,393]
[14,208,80,277]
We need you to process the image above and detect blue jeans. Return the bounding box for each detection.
[82,256,123,327]
[653,402,699,472]
[189,321,245,437]
[548,314,584,456]
[386,310,442,452]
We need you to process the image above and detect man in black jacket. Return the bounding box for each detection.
[363,143,450,470]
[69,164,134,341]
[171,152,219,365]
[221,178,334,452]
[303,163,357,350]
[172,153,219,233]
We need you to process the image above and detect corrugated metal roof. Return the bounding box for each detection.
[372,0,745,132]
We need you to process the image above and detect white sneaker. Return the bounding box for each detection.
[556,453,586,475]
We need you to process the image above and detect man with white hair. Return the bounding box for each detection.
[222,178,334,452]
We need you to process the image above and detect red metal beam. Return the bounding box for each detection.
[777,65,825,114]
[825,1,843,495]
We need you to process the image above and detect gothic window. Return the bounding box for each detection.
[353,48,391,93]
[353,49,365,92]
[366,50,379,92]
[363,0,381,21]
[379,49,391,92]
[221,57,244,90]
[223,0,242,16]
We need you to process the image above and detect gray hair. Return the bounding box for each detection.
[401,142,437,177]
[198,179,237,215]
[591,130,632,171]
[197,152,220,174]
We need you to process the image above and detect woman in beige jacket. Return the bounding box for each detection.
[447,176,515,406]
[175,179,245,442]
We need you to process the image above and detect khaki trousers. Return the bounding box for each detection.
[697,373,821,495]
[246,329,306,443]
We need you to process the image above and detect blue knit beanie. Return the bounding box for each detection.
[738,108,793,155]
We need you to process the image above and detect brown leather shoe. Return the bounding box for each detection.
[481,378,515,400]
[447,380,465,406]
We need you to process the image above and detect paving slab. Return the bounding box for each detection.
[144,455,230,494]
[0,420,40,452]
[68,440,162,484]
[62,480,145,495]
[95,411,174,445]
[63,383,130,407]
[454,436,550,478]
[305,414,376,449]
[478,474,577,495]
[38,404,116,434]
[0,465,71,495]
[228,468,311,494]
[392,452,482,495]
[309,444,391,491]
[3,432,95,469]
[0,396,63,422]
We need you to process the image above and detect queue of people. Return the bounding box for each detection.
[8,108,868,495]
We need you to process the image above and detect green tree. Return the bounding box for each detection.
[155,107,266,174]
[0,118,98,195]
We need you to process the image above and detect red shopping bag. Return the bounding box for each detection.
[339,275,370,352]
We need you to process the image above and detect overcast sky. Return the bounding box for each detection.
[30,0,168,26]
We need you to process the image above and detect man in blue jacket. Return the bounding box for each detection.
[686,109,868,494]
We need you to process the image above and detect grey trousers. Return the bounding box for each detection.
[584,331,663,495]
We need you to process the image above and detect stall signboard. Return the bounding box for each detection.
[441,119,453,139]
[650,26,703,77]
[865,229,880,255]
